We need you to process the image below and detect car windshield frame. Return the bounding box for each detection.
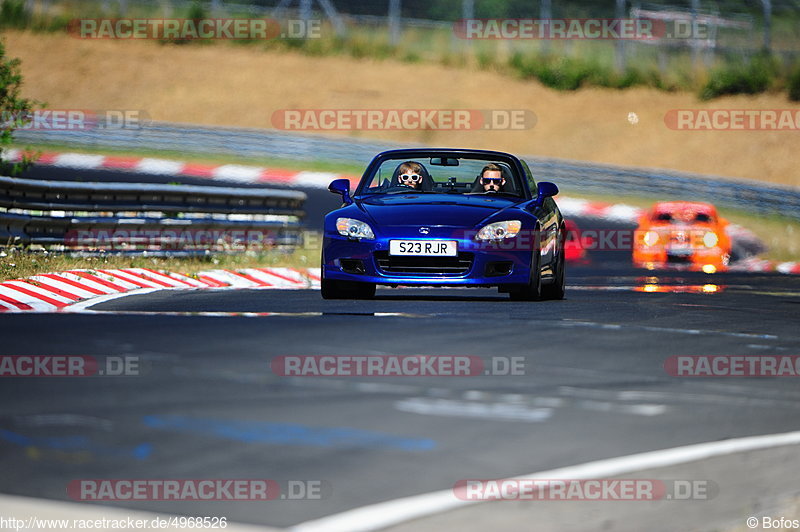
[354,149,534,201]
[652,206,718,225]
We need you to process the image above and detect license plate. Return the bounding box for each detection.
[389,240,458,256]
[667,247,693,256]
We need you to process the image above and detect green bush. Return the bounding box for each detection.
[475,49,497,70]
[0,0,30,29]
[186,2,207,21]
[508,53,613,91]
[0,40,38,175]
[788,65,800,102]
[699,54,779,100]
[159,2,209,45]
[401,51,422,63]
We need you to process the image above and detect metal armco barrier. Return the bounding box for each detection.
[0,176,306,250]
[14,121,800,220]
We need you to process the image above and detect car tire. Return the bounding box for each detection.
[541,249,565,300]
[351,282,376,300]
[321,278,376,300]
[509,251,542,301]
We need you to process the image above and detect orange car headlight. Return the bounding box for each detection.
[643,230,659,247]
[703,231,719,248]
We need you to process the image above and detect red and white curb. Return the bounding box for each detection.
[7,149,798,275]
[728,257,800,274]
[557,197,645,223]
[0,267,321,313]
[6,149,359,189]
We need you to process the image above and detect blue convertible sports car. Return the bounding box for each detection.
[321,148,566,300]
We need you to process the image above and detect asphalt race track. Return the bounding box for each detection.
[3,166,800,530]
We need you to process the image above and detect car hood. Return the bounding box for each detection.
[357,194,521,228]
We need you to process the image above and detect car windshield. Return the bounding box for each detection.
[359,155,526,198]
[653,209,715,225]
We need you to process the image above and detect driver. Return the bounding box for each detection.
[479,164,505,193]
[396,161,425,189]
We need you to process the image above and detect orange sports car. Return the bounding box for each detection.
[632,201,731,273]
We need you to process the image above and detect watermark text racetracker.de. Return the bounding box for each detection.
[453,478,718,501]
[271,109,536,131]
[0,355,141,377]
[68,18,321,40]
[65,229,289,251]
[271,355,526,377]
[454,18,660,40]
[665,356,800,377]
[664,109,800,130]
[2,109,149,131]
[67,479,330,501]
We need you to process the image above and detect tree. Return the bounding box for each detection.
[0,38,38,175]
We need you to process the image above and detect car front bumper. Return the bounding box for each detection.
[323,234,536,286]
[633,246,730,271]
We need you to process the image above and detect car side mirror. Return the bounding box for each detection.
[536,181,559,203]
[328,178,353,205]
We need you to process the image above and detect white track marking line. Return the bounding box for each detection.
[290,429,800,532]
[394,397,553,422]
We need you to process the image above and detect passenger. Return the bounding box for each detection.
[479,163,505,193]
[396,161,425,189]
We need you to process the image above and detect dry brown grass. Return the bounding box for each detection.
[5,30,800,187]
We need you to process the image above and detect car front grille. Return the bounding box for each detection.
[666,253,693,264]
[374,251,474,276]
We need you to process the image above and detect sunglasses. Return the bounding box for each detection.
[482,178,503,184]
[400,173,422,182]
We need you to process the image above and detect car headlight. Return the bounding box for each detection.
[703,231,719,248]
[476,220,522,241]
[336,218,375,240]
[643,230,660,247]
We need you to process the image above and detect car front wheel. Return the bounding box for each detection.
[541,249,565,300]
[509,251,542,301]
